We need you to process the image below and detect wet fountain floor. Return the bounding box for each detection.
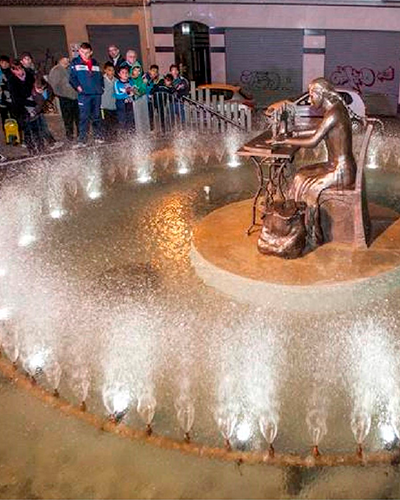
[1,128,400,497]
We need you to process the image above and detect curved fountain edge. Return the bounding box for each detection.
[0,355,398,468]
[190,242,400,313]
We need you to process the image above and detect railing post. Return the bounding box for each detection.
[205,88,211,131]
[211,94,218,132]
[239,108,245,130]
[233,102,239,126]
[218,95,225,133]
[225,102,232,133]
[198,88,204,133]
[190,81,196,101]
[246,107,252,132]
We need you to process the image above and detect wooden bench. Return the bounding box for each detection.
[319,123,374,248]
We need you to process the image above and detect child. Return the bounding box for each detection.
[143,64,164,130]
[142,64,164,96]
[114,65,135,131]
[169,64,188,123]
[101,62,117,138]
[152,73,176,133]
[131,66,149,133]
[24,75,50,154]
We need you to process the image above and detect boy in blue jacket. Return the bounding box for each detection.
[69,42,104,146]
[114,65,135,131]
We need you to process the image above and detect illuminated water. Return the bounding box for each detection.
[1,126,400,497]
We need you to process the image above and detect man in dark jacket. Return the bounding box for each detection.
[0,55,11,131]
[8,60,35,135]
[20,52,36,76]
[108,45,125,70]
[69,42,104,145]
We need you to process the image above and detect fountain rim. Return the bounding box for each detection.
[0,355,398,468]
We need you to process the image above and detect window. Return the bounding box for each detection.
[13,25,68,74]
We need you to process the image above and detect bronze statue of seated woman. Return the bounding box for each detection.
[269,77,357,246]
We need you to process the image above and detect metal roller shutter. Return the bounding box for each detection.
[325,30,400,116]
[225,28,303,107]
[13,25,68,74]
[87,25,141,66]
[0,27,14,58]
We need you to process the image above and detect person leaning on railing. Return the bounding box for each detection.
[143,64,164,130]
[152,73,176,133]
[169,64,189,123]
[130,65,150,133]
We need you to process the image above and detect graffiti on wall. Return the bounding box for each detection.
[240,70,294,92]
[329,65,394,92]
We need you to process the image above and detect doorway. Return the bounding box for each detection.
[173,21,211,85]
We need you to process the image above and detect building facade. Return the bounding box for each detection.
[152,0,400,113]
[0,0,155,73]
[1,0,400,112]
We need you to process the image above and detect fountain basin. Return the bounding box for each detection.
[192,199,400,312]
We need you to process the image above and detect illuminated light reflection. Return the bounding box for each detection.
[137,173,152,184]
[181,23,190,35]
[236,421,252,442]
[112,391,131,415]
[0,267,7,277]
[227,155,241,168]
[178,164,189,175]
[50,208,66,219]
[29,351,47,372]
[18,232,36,247]
[88,190,101,200]
[86,170,102,200]
[22,349,49,378]
[151,194,191,262]
[102,386,132,418]
[0,307,11,321]
[380,423,396,443]
[367,149,379,170]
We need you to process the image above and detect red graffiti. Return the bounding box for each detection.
[330,65,394,92]
[377,66,395,83]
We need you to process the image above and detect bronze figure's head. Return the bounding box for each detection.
[309,77,336,109]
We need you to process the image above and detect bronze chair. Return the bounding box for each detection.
[319,123,374,248]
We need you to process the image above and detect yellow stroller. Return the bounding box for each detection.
[4,118,20,145]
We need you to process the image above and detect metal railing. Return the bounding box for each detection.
[149,83,252,135]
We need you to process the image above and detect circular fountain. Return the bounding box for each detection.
[1,124,400,498]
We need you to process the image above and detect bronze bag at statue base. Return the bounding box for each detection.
[257,200,307,259]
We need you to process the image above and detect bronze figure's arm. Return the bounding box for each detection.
[274,113,336,149]
[292,129,316,138]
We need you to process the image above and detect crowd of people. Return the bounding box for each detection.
[0,42,190,158]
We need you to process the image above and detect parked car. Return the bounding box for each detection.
[197,83,255,112]
[265,87,366,129]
